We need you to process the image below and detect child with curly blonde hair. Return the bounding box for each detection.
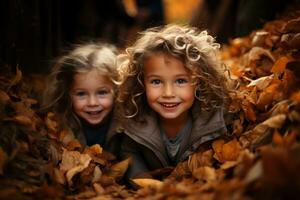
[43,43,121,153]
[117,24,229,179]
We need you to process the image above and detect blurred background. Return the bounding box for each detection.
[1,0,297,74]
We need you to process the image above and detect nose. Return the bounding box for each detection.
[87,95,99,106]
[162,83,175,97]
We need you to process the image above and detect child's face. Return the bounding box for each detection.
[143,53,196,122]
[70,69,114,125]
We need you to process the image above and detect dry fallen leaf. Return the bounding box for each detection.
[131,178,163,189]
[108,157,131,180]
[0,147,8,175]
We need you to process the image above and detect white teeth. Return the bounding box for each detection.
[87,111,102,115]
[161,103,179,108]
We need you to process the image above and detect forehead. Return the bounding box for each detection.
[72,69,113,87]
[143,52,190,75]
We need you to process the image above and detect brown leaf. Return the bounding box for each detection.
[93,183,105,195]
[108,158,131,180]
[53,168,66,185]
[8,115,33,126]
[244,160,263,184]
[241,101,257,122]
[247,47,275,63]
[59,149,92,185]
[192,166,216,182]
[7,67,22,90]
[188,150,214,173]
[282,17,300,33]
[66,139,82,151]
[0,89,10,104]
[260,114,286,129]
[0,147,8,175]
[45,112,58,133]
[272,130,284,146]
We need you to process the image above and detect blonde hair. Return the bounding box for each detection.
[42,43,118,131]
[118,24,229,122]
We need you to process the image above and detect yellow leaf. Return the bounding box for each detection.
[131,178,163,189]
[192,166,216,182]
[220,161,238,170]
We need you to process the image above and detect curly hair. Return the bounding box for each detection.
[117,24,229,122]
[42,43,118,132]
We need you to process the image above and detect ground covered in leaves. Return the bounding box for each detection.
[1,6,300,200]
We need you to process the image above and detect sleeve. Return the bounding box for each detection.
[120,135,150,179]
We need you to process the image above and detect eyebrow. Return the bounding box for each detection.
[145,74,190,78]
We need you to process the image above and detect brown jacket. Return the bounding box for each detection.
[120,104,227,179]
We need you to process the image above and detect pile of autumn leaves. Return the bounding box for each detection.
[0,69,133,199]
[1,8,300,200]
[128,8,300,200]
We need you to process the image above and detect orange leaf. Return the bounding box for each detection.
[272,130,283,146]
[222,139,242,162]
[242,101,256,122]
[290,90,300,103]
[256,91,274,111]
[83,144,103,156]
[59,129,75,145]
[66,139,82,151]
[271,56,289,73]
[212,139,225,162]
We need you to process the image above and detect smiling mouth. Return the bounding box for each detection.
[160,103,180,108]
[86,110,102,115]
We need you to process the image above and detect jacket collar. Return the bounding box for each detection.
[122,103,226,164]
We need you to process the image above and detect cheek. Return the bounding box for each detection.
[100,97,114,109]
[181,87,196,102]
[145,87,158,102]
[71,98,84,109]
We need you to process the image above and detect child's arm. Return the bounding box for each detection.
[120,135,152,179]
